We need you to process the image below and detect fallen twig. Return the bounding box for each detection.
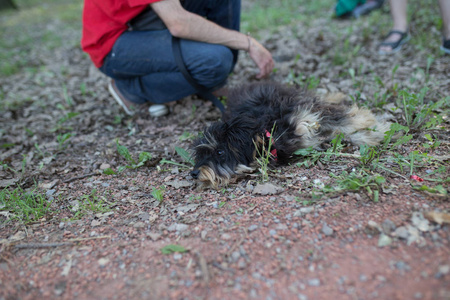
[14,242,73,249]
[63,172,101,183]
[10,235,111,250]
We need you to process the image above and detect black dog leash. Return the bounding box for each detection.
[171,36,225,113]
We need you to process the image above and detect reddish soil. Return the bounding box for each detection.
[1,3,449,300]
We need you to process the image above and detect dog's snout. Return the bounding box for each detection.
[190,169,200,179]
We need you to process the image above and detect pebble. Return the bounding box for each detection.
[435,265,450,278]
[276,224,288,230]
[248,225,258,232]
[293,206,314,217]
[59,222,65,229]
[231,251,240,262]
[378,234,392,247]
[133,221,145,228]
[46,189,56,197]
[221,233,232,240]
[394,226,409,239]
[99,163,111,170]
[322,223,333,236]
[167,223,189,232]
[411,212,430,232]
[298,294,308,300]
[394,261,410,271]
[269,229,277,236]
[98,257,109,267]
[381,219,396,234]
[237,259,246,269]
[307,278,321,287]
[173,253,182,260]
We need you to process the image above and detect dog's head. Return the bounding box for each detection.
[190,119,260,188]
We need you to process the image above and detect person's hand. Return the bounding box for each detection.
[248,37,274,79]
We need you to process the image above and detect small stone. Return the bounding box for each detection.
[293,206,314,217]
[269,229,277,236]
[59,222,65,229]
[367,220,380,231]
[46,189,56,197]
[437,265,450,277]
[393,226,409,239]
[173,253,182,260]
[276,224,288,230]
[168,223,189,232]
[307,278,321,287]
[252,183,284,195]
[98,257,109,267]
[322,223,333,236]
[201,230,208,240]
[381,219,396,234]
[146,232,161,241]
[237,258,246,269]
[248,225,258,232]
[298,294,308,300]
[99,163,111,170]
[90,219,101,227]
[395,261,410,271]
[231,251,240,262]
[378,234,392,247]
[221,233,232,240]
[133,221,146,228]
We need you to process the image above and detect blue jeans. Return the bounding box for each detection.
[99,0,241,104]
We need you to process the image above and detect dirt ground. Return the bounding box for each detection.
[1,3,450,300]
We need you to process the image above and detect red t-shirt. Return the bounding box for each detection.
[81,0,162,68]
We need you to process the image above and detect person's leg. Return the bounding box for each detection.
[438,0,450,40]
[100,30,234,104]
[379,0,409,53]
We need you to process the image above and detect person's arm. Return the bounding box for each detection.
[150,0,274,79]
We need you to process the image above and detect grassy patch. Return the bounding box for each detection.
[0,0,83,77]
[241,0,335,34]
[0,186,55,224]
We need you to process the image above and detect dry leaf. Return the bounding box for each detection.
[424,212,450,225]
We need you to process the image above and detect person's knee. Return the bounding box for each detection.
[191,46,234,88]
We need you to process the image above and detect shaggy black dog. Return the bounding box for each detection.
[190,83,390,188]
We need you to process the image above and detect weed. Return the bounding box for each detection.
[103,168,116,175]
[57,132,73,151]
[151,186,165,203]
[0,185,55,223]
[115,139,152,172]
[330,170,386,202]
[160,146,194,169]
[253,123,277,182]
[178,131,197,142]
[161,244,187,254]
[422,134,440,149]
[71,189,110,219]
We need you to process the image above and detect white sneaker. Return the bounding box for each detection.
[148,104,169,117]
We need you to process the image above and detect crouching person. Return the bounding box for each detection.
[81,0,274,116]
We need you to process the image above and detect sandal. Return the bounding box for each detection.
[378,30,410,55]
[440,39,450,54]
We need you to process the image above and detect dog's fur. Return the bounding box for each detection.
[190,83,390,188]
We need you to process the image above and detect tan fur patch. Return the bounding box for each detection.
[322,92,347,104]
[336,106,391,145]
[289,109,322,148]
